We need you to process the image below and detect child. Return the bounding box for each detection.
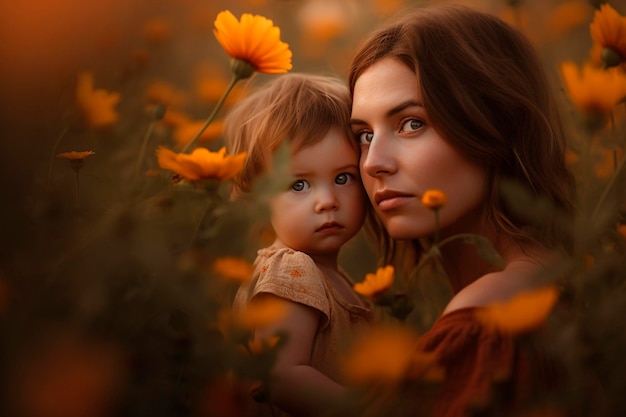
[225,73,371,416]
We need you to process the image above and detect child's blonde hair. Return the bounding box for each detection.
[223,73,355,198]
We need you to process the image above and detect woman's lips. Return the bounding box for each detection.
[374,190,414,211]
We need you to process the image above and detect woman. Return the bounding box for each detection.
[348,4,577,416]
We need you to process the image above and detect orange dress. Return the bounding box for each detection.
[413,307,562,417]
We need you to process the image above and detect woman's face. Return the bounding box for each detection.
[350,57,489,239]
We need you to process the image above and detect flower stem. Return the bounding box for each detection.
[434,209,440,244]
[180,75,240,153]
[74,169,80,209]
[591,149,625,222]
[47,124,69,188]
[135,119,156,179]
[188,198,211,248]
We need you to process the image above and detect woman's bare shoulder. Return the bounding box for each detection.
[442,259,551,315]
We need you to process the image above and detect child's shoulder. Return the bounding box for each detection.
[256,246,322,279]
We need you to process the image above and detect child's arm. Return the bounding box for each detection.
[253,292,346,417]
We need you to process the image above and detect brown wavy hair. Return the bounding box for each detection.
[348,4,576,265]
[223,73,355,199]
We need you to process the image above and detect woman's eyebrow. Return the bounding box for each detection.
[385,100,424,117]
[350,100,424,126]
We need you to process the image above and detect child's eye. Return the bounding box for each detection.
[335,173,353,185]
[356,131,374,145]
[400,118,424,133]
[291,179,309,192]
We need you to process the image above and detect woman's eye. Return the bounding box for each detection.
[357,131,374,145]
[335,173,352,185]
[401,118,424,133]
[291,180,309,192]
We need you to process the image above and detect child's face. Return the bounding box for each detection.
[269,128,366,257]
[350,57,489,240]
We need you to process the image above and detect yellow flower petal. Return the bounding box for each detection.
[235,297,287,329]
[76,72,121,129]
[560,61,626,115]
[589,4,626,66]
[145,80,188,107]
[353,265,394,297]
[156,146,246,182]
[474,286,559,335]
[212,257,254,283]
[247,335,280,355]
[421,189,447,210]
[57,151,95,160]
[213,10,292,74]
[342,325,419,383]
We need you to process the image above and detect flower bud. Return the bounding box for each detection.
[230,58,255,80]
[151,103,167,121]
[421,189,447,210]
[601,47,623,69]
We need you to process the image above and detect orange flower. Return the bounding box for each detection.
[145,80,188,107]
[298,0,350,42]
[246,335,280,355]
[353,265,394,298]
[143,17,172,43]
[560,61,626,115]
[156,146,246,182]
[235,297,287,329]
[342,325,419,383]
[57,151,95,160]
[160,109,193,127]
[213,10,292,75]
[421,189,447,210]
[57,151,95,171]
[617,224,626,239]
[212,257,254,283]
[474,286,559,335]
[76,72,120,129]
[589,4,626,68]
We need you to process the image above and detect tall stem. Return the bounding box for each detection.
[74,169,80,209]
[433,209,440,245]
[591,109,622,222]
[180,75,240,153]
[591,152,626,222]
[135,120,156,179]
[188,198,211,248]
[48,124,69,188]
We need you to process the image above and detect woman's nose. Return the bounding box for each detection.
[315,187,339,213]
[361,134,396,178]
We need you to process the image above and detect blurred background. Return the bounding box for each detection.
[0,0,625,416]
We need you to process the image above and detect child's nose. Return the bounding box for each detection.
[315,188,339,213]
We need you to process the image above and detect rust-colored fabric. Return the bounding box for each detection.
[414,307,561,417]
